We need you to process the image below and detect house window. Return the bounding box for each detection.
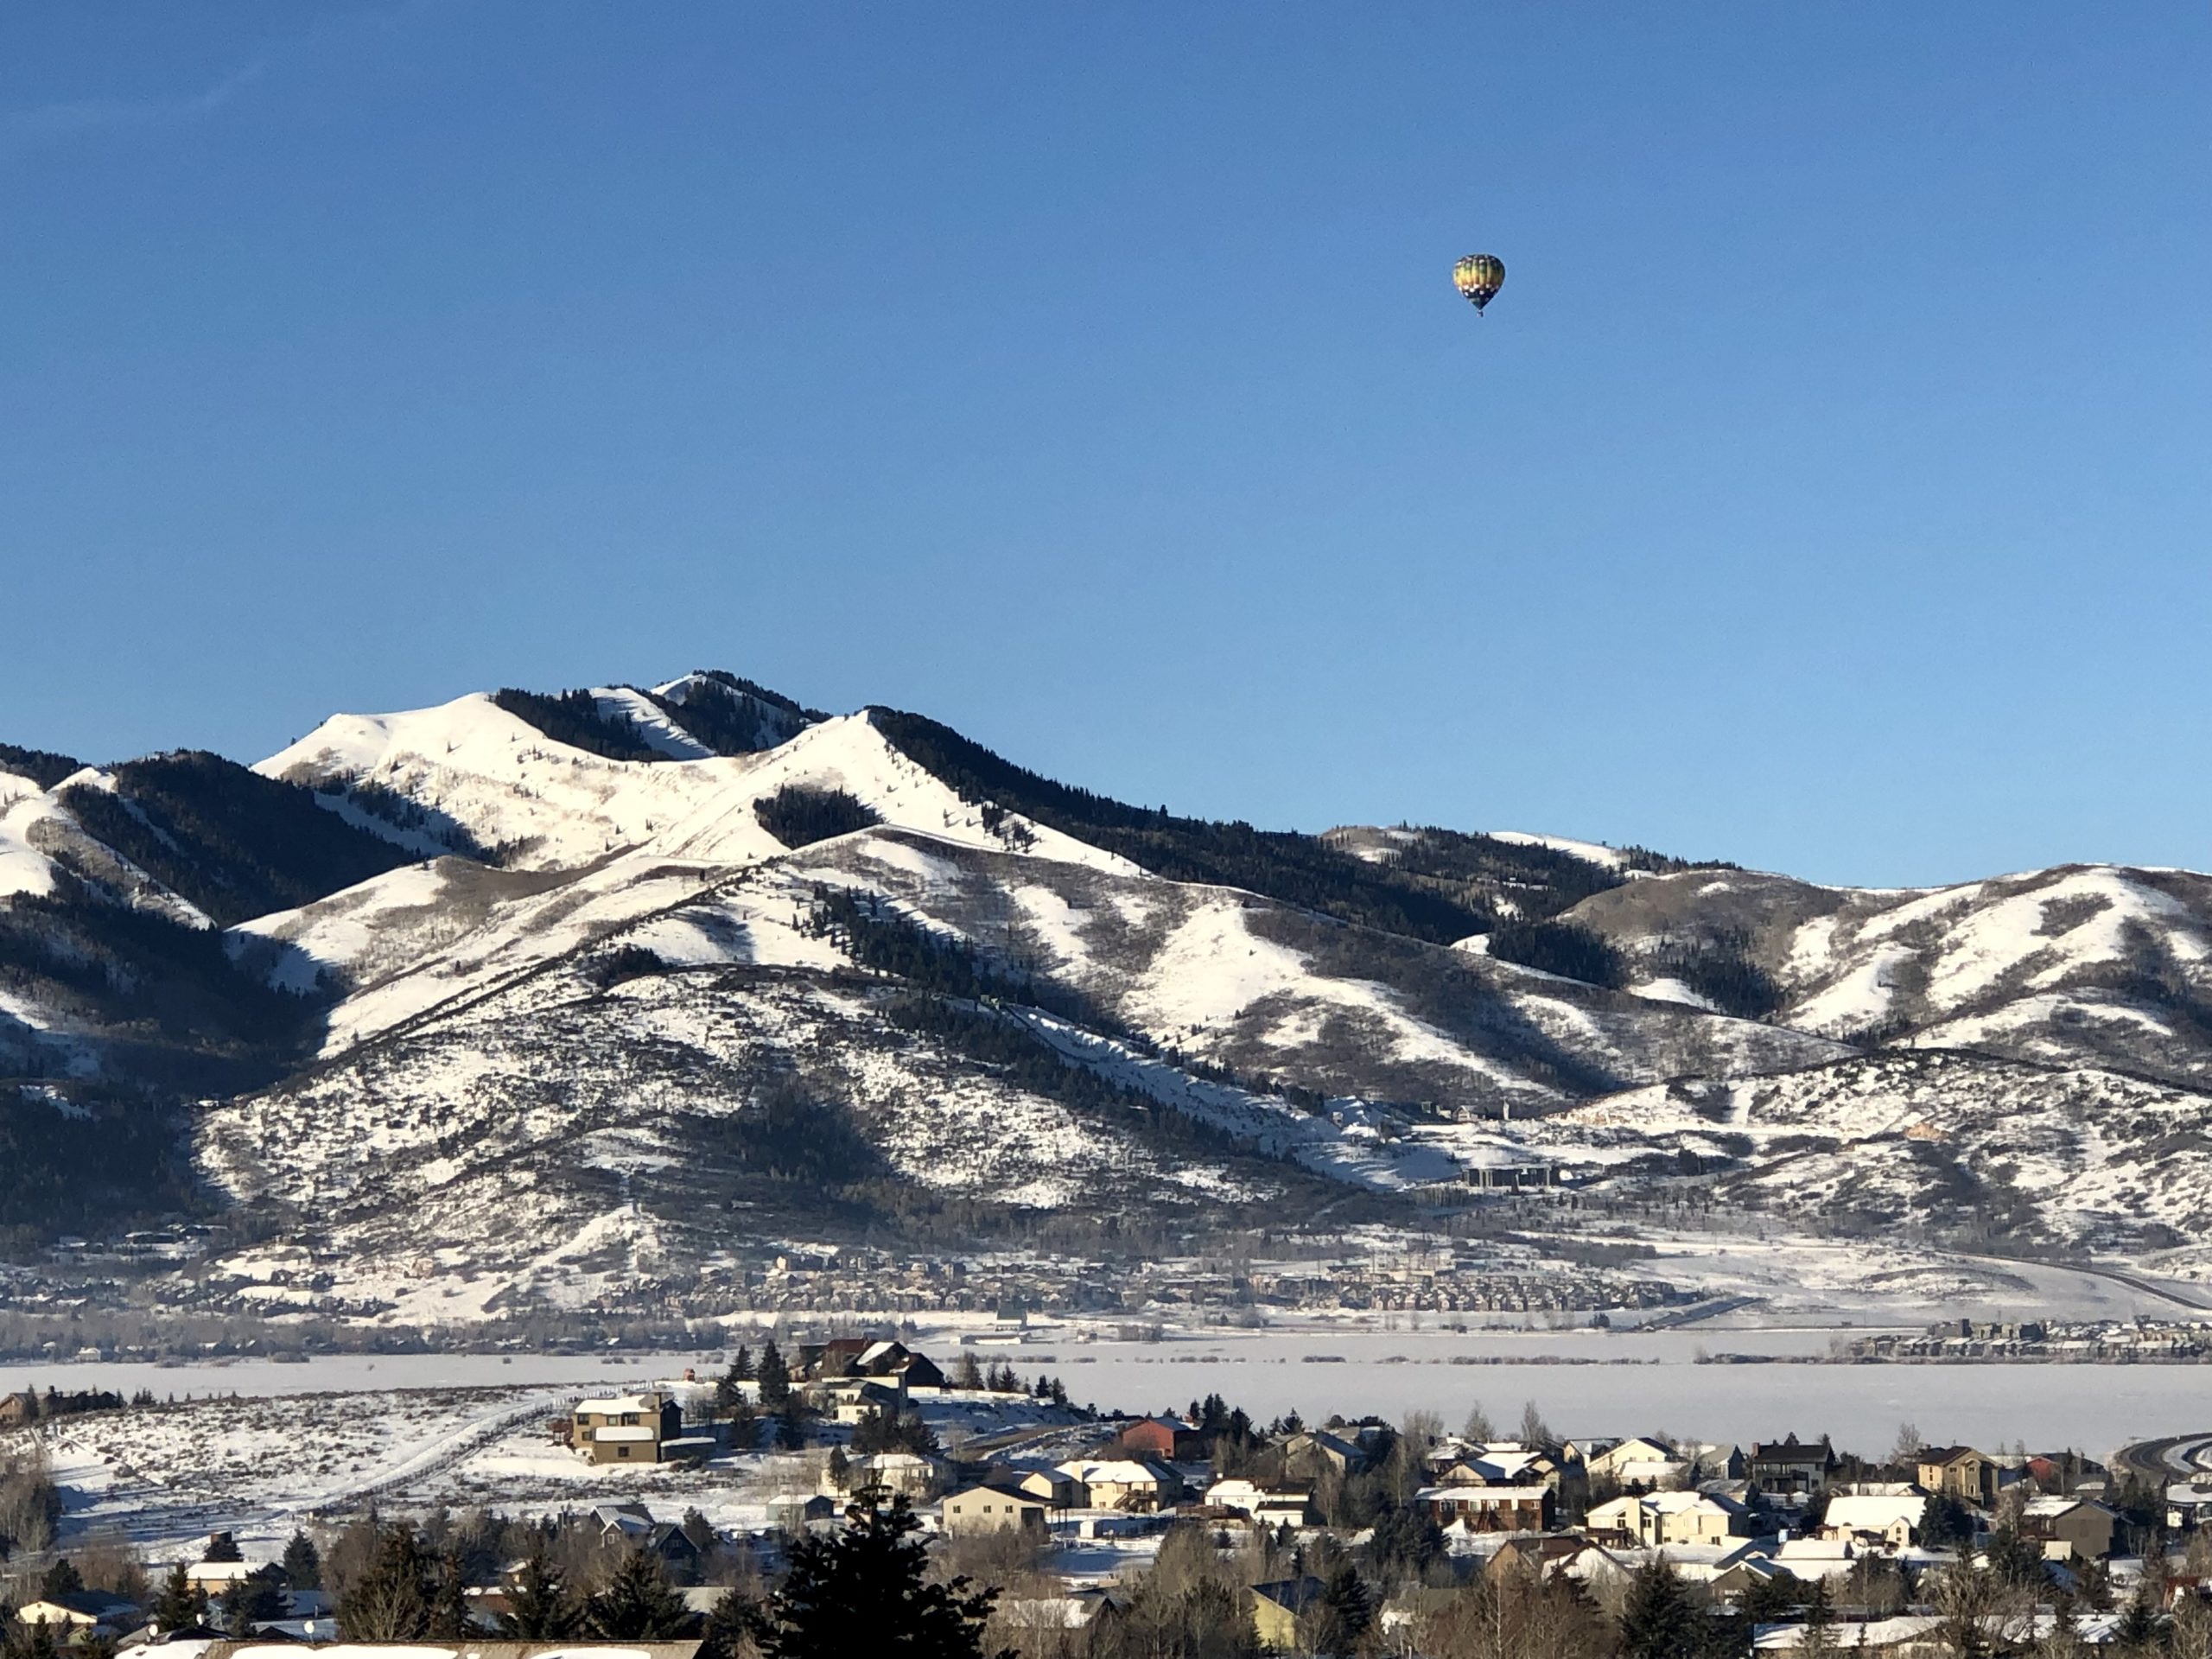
[618,1446,631,1459]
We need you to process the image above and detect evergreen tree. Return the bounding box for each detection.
[1620,1560,1703,1659]
[220,1569,290,1637]
[337,1523,435,1641]
[148,1563,210,1634]
[718,1348,755,1412]
[757,1342,792,1410]
[1303,1563,1374,1657]
[428,1551,474,1639]
[1987,1526,2044,1589]
[2115,1585,2161,1650]
[1921,1493,1974,1549]
[3,1617,61,1659]
[761,1496,1007,1659]
[497,1546,579,1640]
[201,1532,244,1564]
[281,1531,323,1592]
[826,1447,851,1491]
[1801,1577,1839,1658]
[588,1550,694,1640]
[36,1561,80,1601]
[775,1401,809,1452]
[700,1586,768,1659]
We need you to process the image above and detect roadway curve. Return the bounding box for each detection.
[2112,1431,2212,1488]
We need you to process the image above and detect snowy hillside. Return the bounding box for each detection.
[1565,862,2212,1086]
[7,667,2212,1312]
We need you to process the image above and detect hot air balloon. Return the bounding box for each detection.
[1453,253,1505,314]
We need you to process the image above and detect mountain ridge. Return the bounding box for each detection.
[4,669,2212,1323]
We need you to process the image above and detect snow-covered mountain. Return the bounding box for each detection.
[6,670,2212,1313]
[1560,862,2212,1086]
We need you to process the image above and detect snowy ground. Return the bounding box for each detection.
[17,1362,1096,1557]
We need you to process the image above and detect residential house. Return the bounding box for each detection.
[2169,1482,2212,1533]
[943,1484,1051,1539]
[1057,1459,1181,1512]
[1822,1486,1929,1550]
[2019,1496,2119,1562]
[795,1338,873,1381]
[824,1379,909,1425]
[1457,1442,1591,1504]
[1917,1446,2000,1508]
[1118,1417,1206,1461]
[1204,1479,1319,1528]
[2027,1452,2107,1497]
[1748,1434,1836,1496]
[1585,1436,1686,1489]
[182,1560,283,1599]
[798,1339,946,1393]
[1585,1491,1746,1548]
[1484,1535,1635,1599]
[572,1392,683,1465]
[970,1462,1084,1510]
[1250,1578,1326,1649]
[1415,1484,1554,1533]
[17,1592,140,1637]
[1773,1538,1861,1583]
[852,1451,946,1500]
[1281,1430,1366,1482]
[590,1504,703,1582]
[766,1493,842,1534]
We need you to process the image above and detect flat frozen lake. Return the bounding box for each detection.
[6,1327,2203,1463]
[1031,1327,2209,1459]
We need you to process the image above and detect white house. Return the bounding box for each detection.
[1057,1459,1181,1512]
[1823,1487,1927,1549]
[1586,1491,1745,1548]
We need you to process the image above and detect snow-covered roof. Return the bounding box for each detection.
[575,1395,662,1415]
[1824,1494,1925,1531]
[1058,1459,1172,1484]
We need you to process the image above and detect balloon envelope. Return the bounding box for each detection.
[1453,253,1505,312]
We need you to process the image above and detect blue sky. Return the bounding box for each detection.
[3,3,2207,887]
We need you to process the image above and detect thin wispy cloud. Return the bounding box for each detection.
[5,56,268,141]
[3,0,452,151]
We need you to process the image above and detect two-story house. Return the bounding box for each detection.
[572,1391,683,1465]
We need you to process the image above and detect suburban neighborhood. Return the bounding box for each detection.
[2,1340,2202,1657]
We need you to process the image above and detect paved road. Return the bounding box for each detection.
[2112,1431,2212,1489]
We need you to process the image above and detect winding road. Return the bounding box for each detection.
[2112,1431,2212,1489]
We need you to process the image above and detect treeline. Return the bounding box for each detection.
[491,688,665,763]
[0,868,321,1053]
[56,751,416,928]
[754,785,880,849]
[0,743,80,791]
[1486,918,1629,988]
[868,710,1491,945]
[321,779,495,862]
[642,672,819,756]
[1649,928,1785,1020]
[685,1080,883,1188]
[0,1084,201,1243]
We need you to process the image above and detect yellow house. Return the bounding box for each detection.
[573,1391,682,1465]
[1251,1578,1324,1648]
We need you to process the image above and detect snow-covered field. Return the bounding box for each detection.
[21,1360,1088,1555]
